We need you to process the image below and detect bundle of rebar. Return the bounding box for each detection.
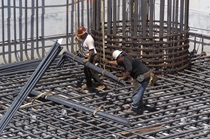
[0,41,62,134]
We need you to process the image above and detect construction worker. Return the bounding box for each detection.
[74,26,103,91]
[106,50,157,114]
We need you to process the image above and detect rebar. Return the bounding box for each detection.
[0,41,62,134]
[92,0,190,74]
[58,51,126,86]
[0,54,210,138]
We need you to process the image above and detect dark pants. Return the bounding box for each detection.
[84,54,102,87]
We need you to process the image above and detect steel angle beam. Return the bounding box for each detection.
[0,41,62,134]
[30,90,130,126]
[57,51,126,86]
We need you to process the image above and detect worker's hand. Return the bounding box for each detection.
[83,58,89,64]
[118,77,124,81]
[102,58,109,63]
[74,36,79,41]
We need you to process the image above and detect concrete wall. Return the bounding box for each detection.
[189,0,210,35]
[188,0,210,55]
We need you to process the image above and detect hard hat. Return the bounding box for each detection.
[112,50,123,60]
[77,26,87,37]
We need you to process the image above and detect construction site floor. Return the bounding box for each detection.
[0,55,210,139]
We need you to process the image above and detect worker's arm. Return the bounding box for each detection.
[101,58,118,66]
[118,71,130,81]
[74,36,83,42]
[83,49,94,63]
[118,58,132,81]
[108,60,118,66]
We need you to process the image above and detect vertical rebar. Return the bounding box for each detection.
[2,0,6,63]
[7,0,11,63]
[180,0,184,32]
[31,0,35,59]
[159,0,165,37]
[19,0,23,61]
[36,0,41,58]
[66,0,69,51]
[25,0,29,60]
[13,0,19,62]
[41,0,45,57]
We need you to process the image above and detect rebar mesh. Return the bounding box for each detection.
[0,54,210,139]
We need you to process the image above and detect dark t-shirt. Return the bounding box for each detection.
[118,55,149,79]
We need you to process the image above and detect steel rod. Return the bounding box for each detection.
[0,42,62,134]
[30,90,130,126]
[58,51,126,85]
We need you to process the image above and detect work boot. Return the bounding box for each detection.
[95,85,105,91]
[82,84,94,90]
[82,84,88,89]
[81,84,95,93]
[124,98,132,104]
[124,108,133,114]
[87,87,95,93]
[132,107,144,114]
[124,107,144,115]
[143,103,157,112]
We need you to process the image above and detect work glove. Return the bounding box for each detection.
[102,58,109,64]
[149,72,158,86]
[118,77,124,81]
[83,58,89,64]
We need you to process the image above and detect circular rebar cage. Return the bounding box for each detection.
[92,0,190,74]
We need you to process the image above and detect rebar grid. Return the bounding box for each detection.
[0,54,210,138]
[92,0,190,74]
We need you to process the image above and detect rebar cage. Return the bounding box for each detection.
[92,0,190,74]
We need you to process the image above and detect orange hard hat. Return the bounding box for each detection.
[77,26,87,36]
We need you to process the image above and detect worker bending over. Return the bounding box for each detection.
[106,50,157,114]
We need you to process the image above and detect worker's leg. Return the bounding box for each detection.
[90,54,103,86]
[90,69,102,85]
[84,66,93,88]
[131,80,149,110]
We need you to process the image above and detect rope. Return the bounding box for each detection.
[92,105,104,117]
[101,69,106,77]
[73,54,77,60]
[45,93,53,99]
[101,0,105,70]
[20,92,53,109]
[133,2,135,13]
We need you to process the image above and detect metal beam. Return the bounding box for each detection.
[0,41,62,134]
[30,90,130,126]
[57,51,126,86]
